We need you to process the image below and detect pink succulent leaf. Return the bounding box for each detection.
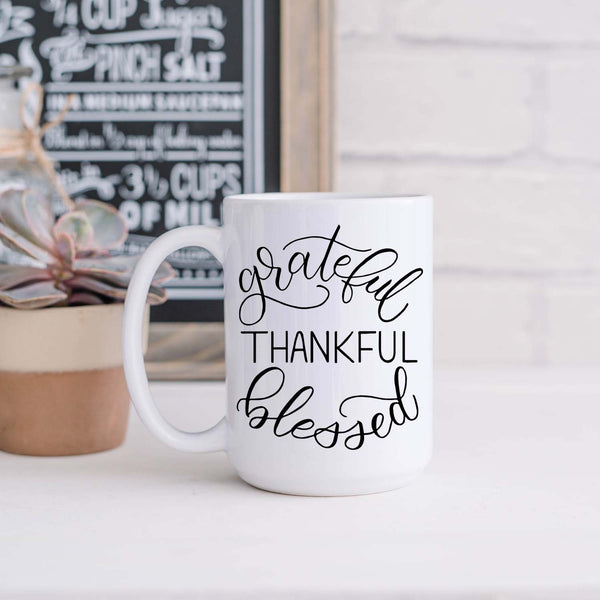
[67,275,166,305]
[0,280,67,309]
[75,200,127,251]
[152,261,176,285]
[53,211,94,253]
[66,275,127,300]
[68,291,105,305]
[23,190,56,249]
[0,265,51,291]
[72,255,140,286]
[72,256,175,287]
[0,222,56,264]
[54,230,75,265]
[147,285,168,305]
[73,254,139,273]
[0,188,55,252]
[75,269,129,287]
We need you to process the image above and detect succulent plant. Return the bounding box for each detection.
[0,188,174,309]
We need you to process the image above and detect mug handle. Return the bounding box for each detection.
[122,226,227,452]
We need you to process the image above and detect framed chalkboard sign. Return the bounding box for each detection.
[0,0,334,379]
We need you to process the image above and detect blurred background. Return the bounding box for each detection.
[335,0,599,367]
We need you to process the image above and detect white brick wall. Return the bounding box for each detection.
[546,282,600,365]
[434,274,536,365]
[335,0,600,365]
[386,0,600,45]
[545,58,600,161]
[339,48,534,157]
[338,162,600,272]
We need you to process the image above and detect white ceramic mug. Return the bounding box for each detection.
[123,193,433,496]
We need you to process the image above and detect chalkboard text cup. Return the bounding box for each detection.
[123,193,433,496]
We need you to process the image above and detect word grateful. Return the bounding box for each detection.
[238,225,423,326]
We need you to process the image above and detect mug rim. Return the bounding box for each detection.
[224,192,431,203]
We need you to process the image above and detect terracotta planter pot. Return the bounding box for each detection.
[0,304,149,456]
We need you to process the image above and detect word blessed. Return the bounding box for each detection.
[241,329,417,364]
[237,225,423,326]
[237,365,419,450]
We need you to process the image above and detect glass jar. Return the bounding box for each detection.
[0,64,56,264]
[0,65,55,199]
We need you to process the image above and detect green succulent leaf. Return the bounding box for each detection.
[0,265,51,291]
[0,222,56,264]
[76,200,127,251]
[53,211,94,253]
[0,280,67,309]
[0,188,55,252]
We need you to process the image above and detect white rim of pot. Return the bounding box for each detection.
[0,303,149,373]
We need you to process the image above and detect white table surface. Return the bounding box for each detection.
[1,368,599,599]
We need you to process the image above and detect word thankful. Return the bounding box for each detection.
[241,330,417,365]
[237,365,419,450]
[237,225,423,326]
